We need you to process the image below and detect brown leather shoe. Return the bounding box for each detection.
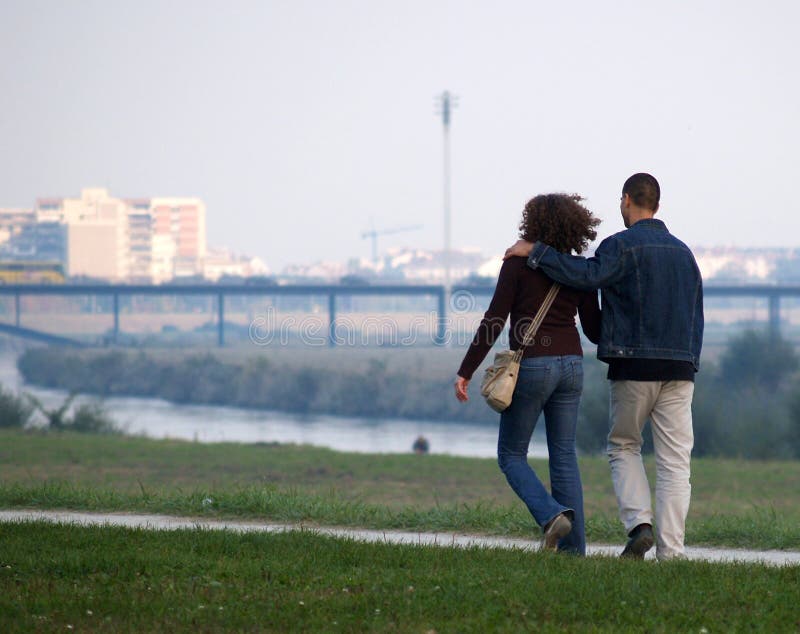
[541,513,572,551]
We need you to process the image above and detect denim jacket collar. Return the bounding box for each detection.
[629,218,667,232]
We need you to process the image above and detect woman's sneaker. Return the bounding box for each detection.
[620,523,654,559]
[541,513,572,551]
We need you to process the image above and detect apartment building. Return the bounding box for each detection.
[23,188,208,282]
[126,199,154,282]
[35,188,130,281]
[151,197,207,278]
[0,209,66,265]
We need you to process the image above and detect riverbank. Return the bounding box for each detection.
[1,351,531,457]
[13,346,614,453]
[15,346,503,423]
[14,342,800,460]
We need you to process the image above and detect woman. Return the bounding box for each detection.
[454,193,601,555]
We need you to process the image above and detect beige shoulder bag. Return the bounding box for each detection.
[480,283,561,413]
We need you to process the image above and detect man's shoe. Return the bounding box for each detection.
[541,513,572,551]
[620,523,654,559]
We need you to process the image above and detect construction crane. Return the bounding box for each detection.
[361,224,423,263]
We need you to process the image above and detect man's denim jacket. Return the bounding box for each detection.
[528,218,704,370]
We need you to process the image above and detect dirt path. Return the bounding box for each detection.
[2,509,799,566]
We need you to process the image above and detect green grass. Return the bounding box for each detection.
[2,429,800,550]
[1,522,799,633]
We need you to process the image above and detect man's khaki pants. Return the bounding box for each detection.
[607,380,695,560]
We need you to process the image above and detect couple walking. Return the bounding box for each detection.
[455,173,704,560]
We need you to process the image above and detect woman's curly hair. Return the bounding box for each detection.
[519,193,600,254]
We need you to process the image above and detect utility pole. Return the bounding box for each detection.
[436,91,457,292]
[435,91,457,345]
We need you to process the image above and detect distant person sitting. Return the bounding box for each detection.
[504,173,704,560]
[455,193,601,555]
[412,435,430,454]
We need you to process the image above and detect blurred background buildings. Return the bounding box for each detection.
[0,188,265,283]
[1,187,799,286]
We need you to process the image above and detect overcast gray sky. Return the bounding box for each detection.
[1,1,798,270]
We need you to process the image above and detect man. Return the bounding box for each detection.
[504,173,703,560]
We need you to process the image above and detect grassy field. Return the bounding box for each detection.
[2,429,800,550]
[1,522,799,633]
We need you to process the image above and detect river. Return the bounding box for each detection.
[0,352,547,459]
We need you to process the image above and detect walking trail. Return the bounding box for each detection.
[2,509,798,567]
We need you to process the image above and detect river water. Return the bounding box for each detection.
[0,353,547,459]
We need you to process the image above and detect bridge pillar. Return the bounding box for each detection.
[768,293,780,342]
[112,293,119,344]
[217,293,225,347]
[435,288,447,345]
[14,292,20,328]
[328,293,336,347]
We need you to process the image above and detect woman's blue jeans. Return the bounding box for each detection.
[497,355,585,555]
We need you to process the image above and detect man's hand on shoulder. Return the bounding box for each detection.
[503,239,534,260]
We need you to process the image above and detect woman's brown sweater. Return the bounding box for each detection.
[457,256,601,380]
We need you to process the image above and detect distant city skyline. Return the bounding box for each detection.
[2,1,799,271]
[3,184,800,285]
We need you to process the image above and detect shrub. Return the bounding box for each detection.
[25,392,118,434]
[718,330,799,392]
[693,378,793,459]
[788,384,800,459]
[0,385,33,428]
[576,358,610,454]
[69,402,119,434]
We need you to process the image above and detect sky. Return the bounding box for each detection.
[1,1,799,271]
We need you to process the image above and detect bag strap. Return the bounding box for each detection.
[512,283,561,362]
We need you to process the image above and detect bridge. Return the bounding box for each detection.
[0,283,447,347]
[0,283,798,347]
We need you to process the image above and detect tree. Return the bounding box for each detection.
[718,330,798,392]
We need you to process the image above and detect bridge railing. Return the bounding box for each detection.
[0,283,798,347]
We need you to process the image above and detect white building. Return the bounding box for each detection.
[31,188,210,282]
[37,188,130,281]
[203,248,270,281]
[151,234,177,284]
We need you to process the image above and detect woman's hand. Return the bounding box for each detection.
[454,375,470,402]
[503,239,534,260]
